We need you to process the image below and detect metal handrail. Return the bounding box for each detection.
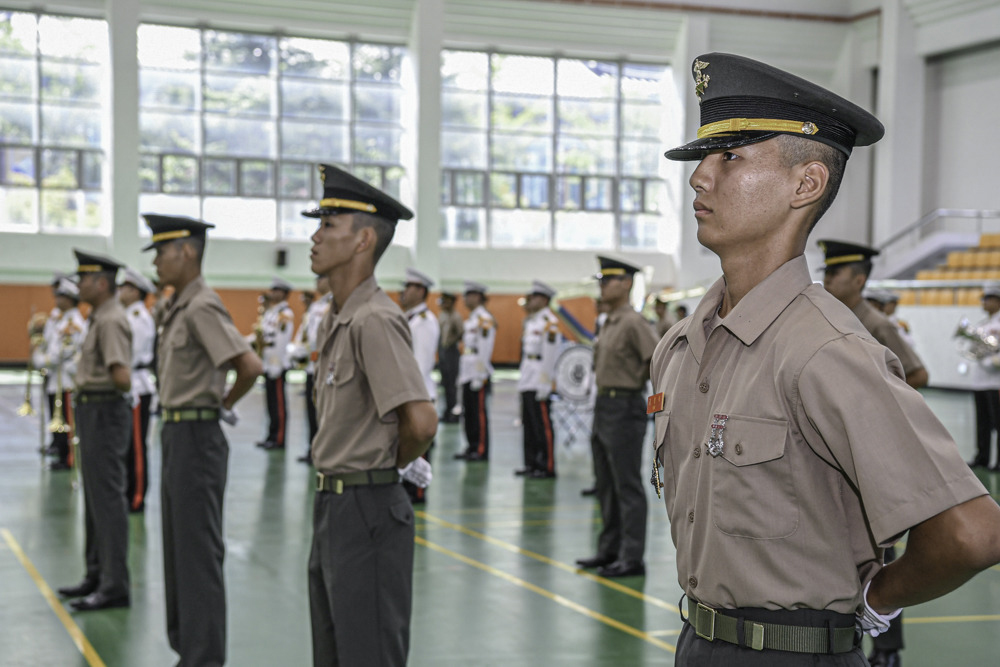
[878,208,1000,252]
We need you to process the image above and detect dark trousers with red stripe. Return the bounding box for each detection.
[304,373,317,459]
[461,380,490,459]
[264,372,288,448]
[47,391,75,466]
[126,394,151,512]
[521,391,555,474]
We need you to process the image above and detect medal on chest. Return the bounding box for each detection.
[325,360,336,386]
[707,413,728,457]
[647,392,665,498]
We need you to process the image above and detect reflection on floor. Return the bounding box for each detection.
[0,371,998,666]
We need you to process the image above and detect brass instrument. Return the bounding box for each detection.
[252,294,267,357]
[19,312,47,417]
[954,318,1000,362]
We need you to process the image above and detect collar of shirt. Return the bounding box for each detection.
[405,303,428,319]
[91,295,123,322]
[678,255,812,363]
[605,302,633,325]
[166,276,207,319]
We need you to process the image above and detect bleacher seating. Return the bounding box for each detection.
[908,235,1000,305]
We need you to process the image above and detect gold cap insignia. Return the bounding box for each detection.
[693,59,710,103]
[319,165,327,183]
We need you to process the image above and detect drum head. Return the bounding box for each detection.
[554,344,594,403]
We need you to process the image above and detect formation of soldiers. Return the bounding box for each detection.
[17,51,1000,667]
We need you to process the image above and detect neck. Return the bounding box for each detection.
[88,292,112,310]
[716,237,804,318]
[841,292,863,310]
[328,264,373,312]
[605,295,629,311]
[171,268,200,297]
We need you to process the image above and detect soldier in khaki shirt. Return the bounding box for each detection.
[821,240,928,390]
[145,214,262,667]
[57,250,133,612]
[651,53,1000,666]
[305,164,437,666]
[575,256,658,578]
[437,292,463,422]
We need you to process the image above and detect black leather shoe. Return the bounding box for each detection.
[256,440,272,448]
[514,468,534,476]
[70,592,130,611]
[57,579,98,598]
[580,487,597,497]
[262,441,285,451]
[297,454,313,465]
[597,560,646,578]
[575,555,615,569]
[48,461,71,471]
[968,459,987,468]
[867,649,901,667]
[528,469,556,479]
[465,453,488,462]
[453,451,471,460]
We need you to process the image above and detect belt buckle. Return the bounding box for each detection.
[694,603,716,642]
[315,473,344,494]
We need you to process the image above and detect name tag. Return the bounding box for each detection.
[647,392,664,414]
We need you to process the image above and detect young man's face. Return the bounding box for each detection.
[689,140,800,254]
[119,283,141,307]
[599,275,631,304]
[984,295,1000,316]
[400,283,425,310]
[153,240,186,287]
[77,273,106,305]
[463,292,482,310]
[310,214,363,277]
[822,264,864,305]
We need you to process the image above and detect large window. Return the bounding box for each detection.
[138,25,411,243]
[440,51,673,251]
[0,12,109,235]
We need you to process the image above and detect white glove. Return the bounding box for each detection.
[470,378,483,392]
[856,580,902,637]
[536,390,550,402]
[398,457,433,488]
[220,406,239,426]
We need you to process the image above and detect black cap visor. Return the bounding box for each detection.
[665,131,779,161]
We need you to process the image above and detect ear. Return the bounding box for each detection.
[790,161,829,210]
[355,226,376,256]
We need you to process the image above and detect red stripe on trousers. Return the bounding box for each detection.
[540,401,554,473]
[477,384,487,456]
[276,376,285,446]
[64,391,75,467]
[130,403,145,510]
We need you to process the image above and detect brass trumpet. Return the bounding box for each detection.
[252,294,267,356]
[19,313,47,417]
[954,318,1000,361]
[48,331,72,434]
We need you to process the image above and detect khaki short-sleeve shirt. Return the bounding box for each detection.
[312,276,429,473]
[852,299,925,377]
[157,277,252,408]
[594,303,658,390]
[75,298,131,392]
[649,256,986,614]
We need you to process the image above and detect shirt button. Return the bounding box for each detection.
[693,446,701,459]
[688,511,695,523]
[689,576,698,589]
[734,443,743,455]
[698,380,709,393]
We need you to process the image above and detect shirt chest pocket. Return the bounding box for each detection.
[710,415,799,540]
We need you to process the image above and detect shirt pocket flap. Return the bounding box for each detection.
[719,416,787,467]
[333,359,355,385]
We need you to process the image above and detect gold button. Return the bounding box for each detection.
[734,443,743,455]
[689,576,698,588]
[698,380,709,393]
[693,446,701,459]
[688,511,695,523]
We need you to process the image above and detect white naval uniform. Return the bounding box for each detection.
[126,301,157,401]
[458,305,496,389]
[405,303,441,400]
[517,307,560,399]
[33,307,87,393]
[260,300,295,379]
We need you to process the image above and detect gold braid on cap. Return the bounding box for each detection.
[698,118,819,138]
[77,264,102,273]
[151,229,192,243]
[600,268,627,276]
[319,198,377,213]
[824,254,866,266]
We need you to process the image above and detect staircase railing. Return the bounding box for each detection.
[877,208,1000,254]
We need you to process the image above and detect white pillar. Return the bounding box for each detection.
[409,0,444,281]
[872,0,925,245]
[106,0,141,265]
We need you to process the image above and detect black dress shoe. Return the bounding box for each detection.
[968,459,987,468]
[514,468,534,476]
[597,560,646,578]
[297,454,313,465]
[580,487,597,497]
[256,440,271,448]
[575,555,615,569]
[70,592,130,611]
[867,649,901,667]
[57,579,98,598]
[262,441,285,451]
[527,469,556,479]
[48,461,71,471]
[465,453,488,462]
[453,451,471,460]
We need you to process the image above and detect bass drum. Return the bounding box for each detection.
[554,344,594,403]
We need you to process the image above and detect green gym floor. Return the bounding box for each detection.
[1,370,998,666]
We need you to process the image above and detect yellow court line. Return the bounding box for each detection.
[416,535,676,654]
[1,528,107,667]
[417,510,679,614]
[904,614,1000,624]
